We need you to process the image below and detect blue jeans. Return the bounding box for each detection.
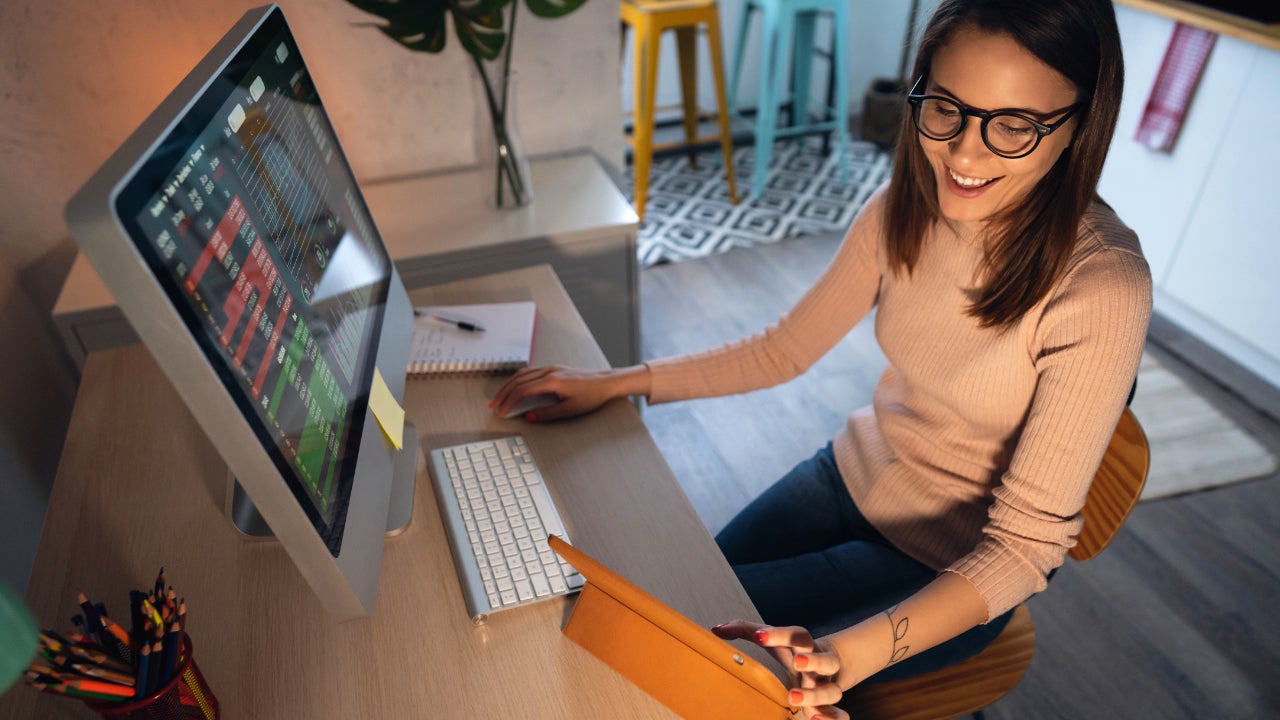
[715,443,1013,683]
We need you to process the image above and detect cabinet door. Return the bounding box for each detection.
[1099,8,1255,282]
[1163,46,1280,386]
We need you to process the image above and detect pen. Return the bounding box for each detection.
[414,309,485,333]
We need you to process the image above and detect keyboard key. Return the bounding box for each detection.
[532,574,551,597]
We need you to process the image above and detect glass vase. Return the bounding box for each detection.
[471,64,533,209]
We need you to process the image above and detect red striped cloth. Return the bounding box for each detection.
[1134,22,1217,153]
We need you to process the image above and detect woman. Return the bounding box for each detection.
[493,0,1150,717]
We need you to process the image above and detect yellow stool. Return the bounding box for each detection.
[621,0,739,218]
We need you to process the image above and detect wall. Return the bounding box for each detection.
[0,0,621,592]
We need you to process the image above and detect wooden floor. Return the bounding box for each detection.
[637,232,1280,719]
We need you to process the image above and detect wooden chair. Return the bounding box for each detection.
[840,407,1151,720]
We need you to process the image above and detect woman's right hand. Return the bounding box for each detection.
[489,364,649,422]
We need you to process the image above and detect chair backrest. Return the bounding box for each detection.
[1068,407,1150,562]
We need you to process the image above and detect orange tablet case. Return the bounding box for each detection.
[549,536,794,719]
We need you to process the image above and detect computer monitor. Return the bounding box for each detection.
[64,4,417,621]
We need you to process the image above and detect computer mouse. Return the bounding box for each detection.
[500,393,560,419]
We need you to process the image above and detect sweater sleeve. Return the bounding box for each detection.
[946,240,1152,619]
[645,188,887,404]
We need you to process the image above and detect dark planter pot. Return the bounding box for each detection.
[862,77,907,150]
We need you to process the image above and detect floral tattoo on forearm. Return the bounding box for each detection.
[885,604,910,666]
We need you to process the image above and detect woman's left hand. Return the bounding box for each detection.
[712,620,848,720]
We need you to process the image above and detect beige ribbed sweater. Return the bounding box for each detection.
[646,188,1152,620]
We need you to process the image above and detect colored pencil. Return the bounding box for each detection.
[100,616,131,646]
[26,570,197,708]
[135,642,152,698]
[160,621,181,684]
[147,639,163,695]
[49,639,133,674]
[76,592,112,649]
[26,674,122,702]
[70,662,136,687]
[63,676,136,698]
[141,598,163,629]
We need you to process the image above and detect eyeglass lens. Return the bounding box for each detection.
[915,97,1039,157]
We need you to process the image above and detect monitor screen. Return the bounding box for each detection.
[68,4,416,619]
[112,13,390,556]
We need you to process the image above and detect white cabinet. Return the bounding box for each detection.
[1162,47,1280,373]
[53,153,641,369]
[1099,6,1280,389]
[364,153,641,368]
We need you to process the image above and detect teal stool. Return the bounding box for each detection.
[728,0,851,199]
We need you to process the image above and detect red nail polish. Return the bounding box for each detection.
[789,690,804,705]
[755,629,769,644]
[794,653,809,669]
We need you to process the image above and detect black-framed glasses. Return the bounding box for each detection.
[906,76,1081,159]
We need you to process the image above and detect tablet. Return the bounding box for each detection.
[549,535,793,719]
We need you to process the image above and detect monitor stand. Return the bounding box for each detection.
[228,422,420,538]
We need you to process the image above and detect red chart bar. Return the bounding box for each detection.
[227,237,280,369]
[185,196,244,293]
[253,294,293,399]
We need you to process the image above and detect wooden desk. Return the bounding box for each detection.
[1,266,776,719]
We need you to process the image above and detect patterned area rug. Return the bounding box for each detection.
[623,135,892,267]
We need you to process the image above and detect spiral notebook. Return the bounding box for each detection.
[408,301,537,376]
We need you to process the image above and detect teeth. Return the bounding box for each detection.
[949,168,994,188]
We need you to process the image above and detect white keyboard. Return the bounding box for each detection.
[428,436,583,624]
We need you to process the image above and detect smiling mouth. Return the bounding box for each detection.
[948,167,999,189]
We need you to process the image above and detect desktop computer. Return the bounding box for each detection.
[64,4,415,621]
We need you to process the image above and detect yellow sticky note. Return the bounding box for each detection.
[368,368,404,450]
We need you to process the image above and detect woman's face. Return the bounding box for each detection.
[921,27,1080,227]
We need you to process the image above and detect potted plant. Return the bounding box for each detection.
[345,0,589,207]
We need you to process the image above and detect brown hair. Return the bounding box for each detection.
[883,0,1124,327]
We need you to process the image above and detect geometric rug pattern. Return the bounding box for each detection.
[1133,352,1279,500]
[624,135,892,267]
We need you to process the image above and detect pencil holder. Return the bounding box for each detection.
[86,635,219,720]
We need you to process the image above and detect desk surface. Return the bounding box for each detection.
[0,265,776,719]
[364,151,638,260]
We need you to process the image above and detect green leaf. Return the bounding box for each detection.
[347,0,449,53]
[449,0,509,60]
[523,0,589,19]
[345,0,588,59]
